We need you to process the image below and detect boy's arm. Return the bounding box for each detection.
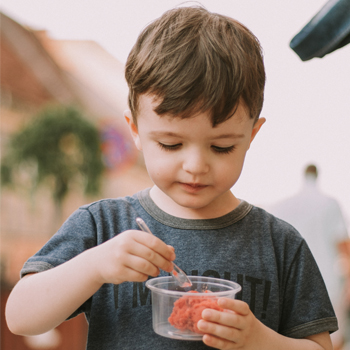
[5,249,102,335]
[5,230,175,336]
[198,298,333,350]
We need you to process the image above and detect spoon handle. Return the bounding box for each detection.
[135,217,153,235]
[136,217,192,288]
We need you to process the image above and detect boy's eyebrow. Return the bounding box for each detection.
[212,133,245,140]
[148,131,245,139]
[148,131,181,137]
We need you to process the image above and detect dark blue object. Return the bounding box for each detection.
[290,0,350,61]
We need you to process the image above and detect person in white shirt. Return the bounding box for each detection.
[269,164,349,350]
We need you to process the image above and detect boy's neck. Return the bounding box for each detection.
[149,186,241,220]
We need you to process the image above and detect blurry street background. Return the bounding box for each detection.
[1,0,349,349]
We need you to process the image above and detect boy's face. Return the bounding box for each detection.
[125,95,265,218]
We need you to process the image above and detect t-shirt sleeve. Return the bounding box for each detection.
[279,239,338,338]
[20,207,98,318]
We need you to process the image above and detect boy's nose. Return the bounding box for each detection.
[182,149,210,175]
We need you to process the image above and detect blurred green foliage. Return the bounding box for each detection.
[1,105,105,206]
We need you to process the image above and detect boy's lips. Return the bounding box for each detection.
[179,182,208,193]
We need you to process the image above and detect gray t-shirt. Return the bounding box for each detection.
[21,189,338,349]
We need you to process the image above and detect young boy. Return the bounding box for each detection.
[6,6,337,350]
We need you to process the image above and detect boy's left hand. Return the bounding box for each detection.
[197,298,263,350]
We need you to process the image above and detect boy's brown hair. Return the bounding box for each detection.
[125,5,265,126]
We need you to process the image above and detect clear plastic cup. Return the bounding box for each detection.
[146,276,241,340]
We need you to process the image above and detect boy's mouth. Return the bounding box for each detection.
[179,182,208,193]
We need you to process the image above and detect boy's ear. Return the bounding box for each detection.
[249,117,266,148]
[124,110,142,151]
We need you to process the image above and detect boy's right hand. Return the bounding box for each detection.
[91,230,176,285]
[5,229,175,336]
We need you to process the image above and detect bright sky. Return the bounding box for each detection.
[1,0,350,229]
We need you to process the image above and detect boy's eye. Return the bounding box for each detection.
[157,142,182,151]
[212,145,235,154]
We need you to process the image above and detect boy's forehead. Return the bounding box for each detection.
[138,94,159,114]
[137,94,250,125]
[135,96,256,142]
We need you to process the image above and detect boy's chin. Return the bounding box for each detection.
[151,185,236,218]
[164,193,227,217]
[168,189,239,218]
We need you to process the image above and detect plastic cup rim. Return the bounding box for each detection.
[145,275,241,296]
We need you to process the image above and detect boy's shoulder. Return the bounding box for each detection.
[78,191,141,213]
[250,204,301,230]
[247,204,305,244]
[67,191,146,228]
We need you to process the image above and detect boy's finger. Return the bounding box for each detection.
[202,333,234,350]
[133,231,176,261]
[198,319,239,344]
[201,308,244,330]
[123,254,161,277]
[129,235,174,272]
[217,298,250,316]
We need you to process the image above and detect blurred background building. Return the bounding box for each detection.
[1,12,152,349]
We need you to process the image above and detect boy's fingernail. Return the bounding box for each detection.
[218,298,227,307]
[197,320,208,330]
[168,246,176,259]
[202,309,212,318]
[167,262,174,272]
